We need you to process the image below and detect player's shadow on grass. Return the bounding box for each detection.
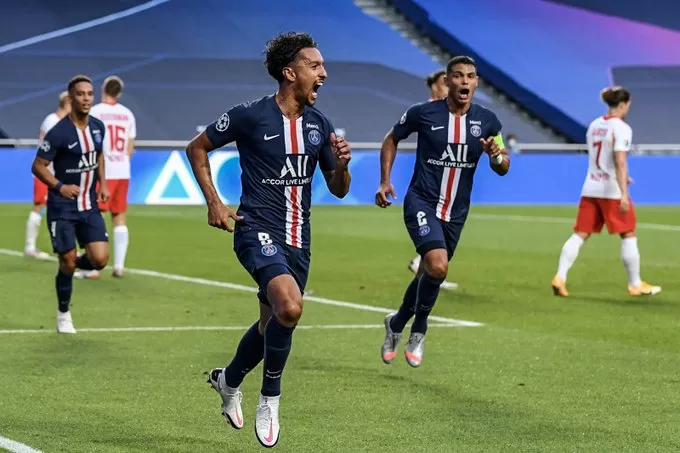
[575,294,671,307]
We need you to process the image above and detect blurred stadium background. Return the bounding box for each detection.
[1,1,679,452]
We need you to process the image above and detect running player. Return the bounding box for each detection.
[551,87,661,297]
[407,69,459,290]
[185,32,351,447]
[25,91,71,259]
[376,56,510,368]
[31,75,110,334]
[90,76,136,278]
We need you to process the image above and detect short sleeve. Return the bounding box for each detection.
[37,128,57,161]
[205,103,250,149]
[392,104,422,141]
[489,112,503,136]
[613,122,632,152]
[319,117,336,172]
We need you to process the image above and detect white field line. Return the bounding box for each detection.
[0,323,460,335]
[0,436,44,453]
[0,0,170,54]
[0,249,482,328]
[471,213,680,232]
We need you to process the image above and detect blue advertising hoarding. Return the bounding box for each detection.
[1,148,677,205]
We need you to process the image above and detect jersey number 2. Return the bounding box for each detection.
[107,125,126,152]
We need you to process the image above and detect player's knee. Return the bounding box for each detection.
[278,297,303,325]
[424,254,448,280]
[59,253,77,273]
[90,252,109,270]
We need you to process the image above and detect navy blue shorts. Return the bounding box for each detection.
[403,191,463,261]
[233,224,311,306]
[46,209,109,254]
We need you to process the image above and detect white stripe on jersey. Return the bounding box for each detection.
[436,113,466,221]
[283,116,304,248]
[76,127,96,211]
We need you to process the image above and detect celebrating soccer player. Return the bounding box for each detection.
[376,56,510,368]
[551,86,661,297]
[31,75,110,334]
[185,32,351,448]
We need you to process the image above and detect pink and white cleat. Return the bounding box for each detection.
[255,394,280,448]
[381,313,402,364]
[207,368,244,429]
[405,332,426,368]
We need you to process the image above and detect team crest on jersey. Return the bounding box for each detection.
[470,125,482,137]
[261,244,278,256]
[93,132,102,144]
[419,225,431,237]
[308,129,321,145]
[216,113,230,132]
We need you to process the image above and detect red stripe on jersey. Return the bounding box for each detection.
[438,116,461,219]
[290,119,300,247]
[81,129,92,211]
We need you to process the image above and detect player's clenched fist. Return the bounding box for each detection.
[375,181,397,208]
[207,202,244,233]
[480,136,503,160]
[59,184,81,200]
[97,184,110,203]
[330,132,351,168]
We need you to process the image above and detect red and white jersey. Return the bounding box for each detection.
[581,116,632,199]
[40,113,60,137]
[90,102,136,180]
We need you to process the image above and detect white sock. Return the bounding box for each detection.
[556,234,584,281]
[621,237,641,287]
[25,211,42,252]
[113,225,129,271]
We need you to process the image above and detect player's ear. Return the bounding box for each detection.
[282,66,296,83]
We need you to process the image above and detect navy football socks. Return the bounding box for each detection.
[224,321,265,388]
[411,273,445,334]
[261,316,295,397]
[389,276,419,333]
[56,271,73,313]
[76,253,95,270]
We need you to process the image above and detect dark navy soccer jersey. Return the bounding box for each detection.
[37,115,105,215]
[393,100,502,223]
[205,95,336,250]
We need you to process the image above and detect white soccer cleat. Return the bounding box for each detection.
[24,249,50,260]
[405,332,426,368]
[408,256,421,274]
[56,311,76,334]
[255,394,280,448]
[207,368,244,429]
[381,313,402,364]
[74,270,100,280]
[440,280,458,290]
[112,268,124,279]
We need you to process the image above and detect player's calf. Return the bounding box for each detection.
[56,250,77,334]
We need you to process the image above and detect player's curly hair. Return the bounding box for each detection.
[264,32,318,83]
[425,69,446,88]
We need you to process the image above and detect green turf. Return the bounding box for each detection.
[1,203,679,452]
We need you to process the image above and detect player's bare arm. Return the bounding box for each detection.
[96,151,109,202]
[31,156,80,200]
[186,131,243,232]
[127,137,135,158]
[323,132,351,198]
[481,135,510,176]
[375,128,399,208]
[614,151,630,212]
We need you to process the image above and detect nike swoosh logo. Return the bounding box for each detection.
[68,142,78,149]
[265,419,274,443]
[264,134,280,141]
[431,126,445,131]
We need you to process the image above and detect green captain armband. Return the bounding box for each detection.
[493,133,505,149]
